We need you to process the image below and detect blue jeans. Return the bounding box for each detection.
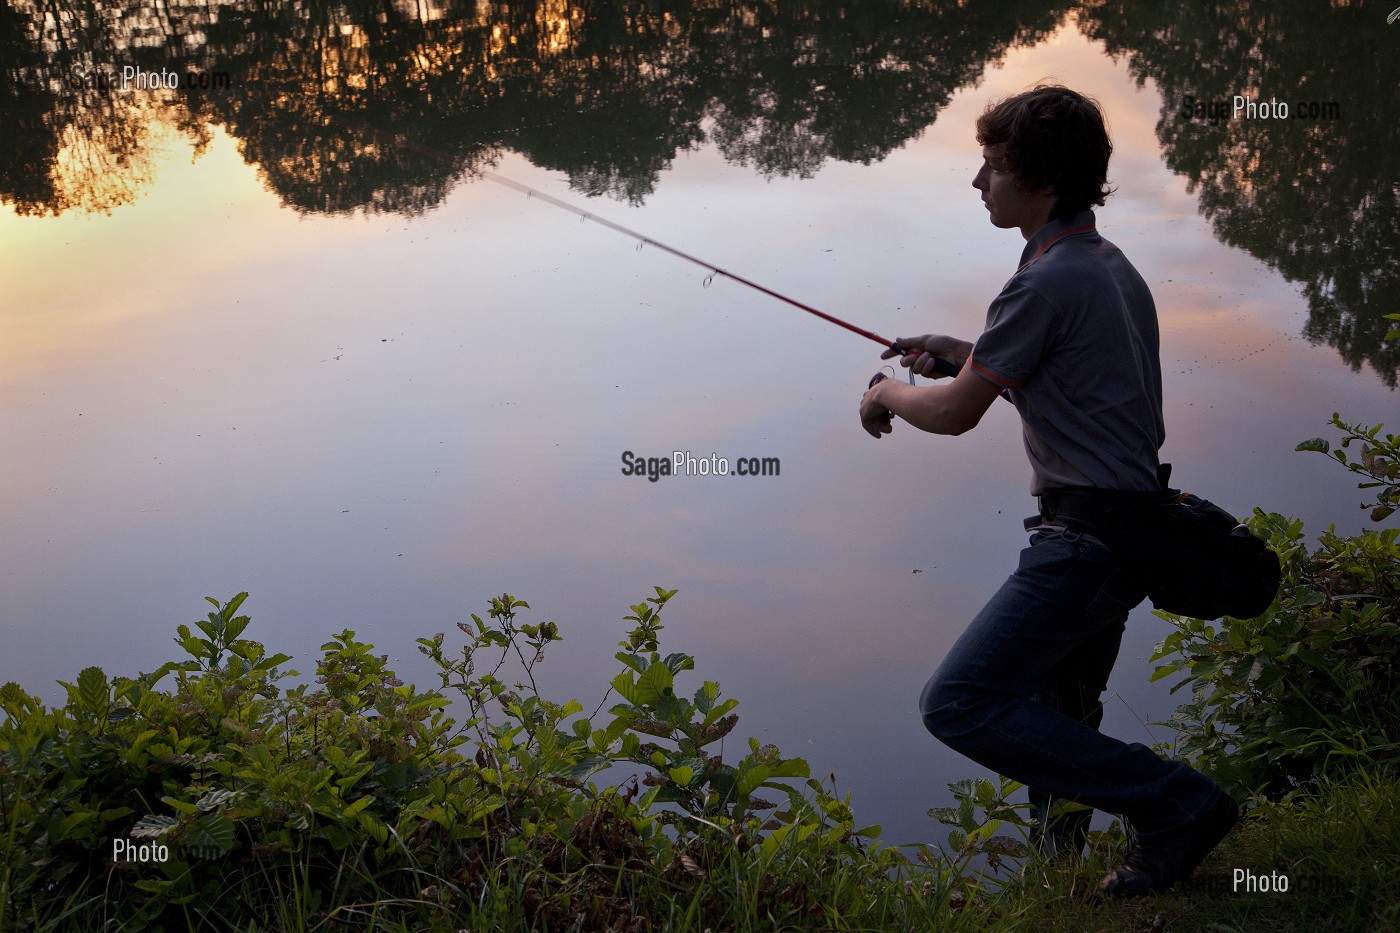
[920,527,1223,844]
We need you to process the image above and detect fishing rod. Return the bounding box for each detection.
[478,169,961,382]
[360,125,964,384]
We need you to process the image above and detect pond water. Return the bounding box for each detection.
[2,0,1396,849]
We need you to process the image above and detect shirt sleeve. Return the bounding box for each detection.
[969,278,1058,390]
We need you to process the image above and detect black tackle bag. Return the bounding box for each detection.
[1135,490,1281,620]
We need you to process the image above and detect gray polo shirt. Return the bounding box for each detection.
[969,211,1164,496]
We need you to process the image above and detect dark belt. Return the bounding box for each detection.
[1027,486,1168,536]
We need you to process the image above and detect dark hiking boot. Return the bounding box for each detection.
[1099,791,1238,897]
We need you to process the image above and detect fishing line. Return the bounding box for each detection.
[1105,692,1166,748]
[364,124,960,383]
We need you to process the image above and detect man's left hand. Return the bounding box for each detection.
[861,382,895,438]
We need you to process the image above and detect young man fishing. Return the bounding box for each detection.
[858,85,1237,896]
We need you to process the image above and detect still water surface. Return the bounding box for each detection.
[2,1,1396,845]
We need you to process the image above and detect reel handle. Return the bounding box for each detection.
[867,371,894,422]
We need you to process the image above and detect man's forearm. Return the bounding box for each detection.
[872,369,1000,436]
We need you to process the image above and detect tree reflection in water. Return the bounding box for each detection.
[1,0,1394,381]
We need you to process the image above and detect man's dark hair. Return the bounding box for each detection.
[976,85,1113,222]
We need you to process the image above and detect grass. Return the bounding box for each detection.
[11,768,1394,932]
[978,767,1400,933]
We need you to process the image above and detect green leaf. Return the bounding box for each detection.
[610,672,644,708]
[1151,662,1183,683]
[1296,648,1330,667]
[702,698,739,727]
[614,652,648,674]
[195,789,236,812]
[756,820,816,864]
[161,796,199,816]
[616,661,674,709]
[130,815,178,839]
[318,823,353,851]
[54,811,97,840]
[662,652,695,674]
[649,783,690,805]
[735,757,809,797]
[76,666,109,716]
[343,796,373,818]
[768,758,809,780]
[224,614,250,642]
[134,879,174,894]
[563,756,608,782]
[222,592,250,620]
[1295,438,1330,453]
[694,681,720,714]
[0,682,40,719]
[356,811,390,845]
[184,812,235,858]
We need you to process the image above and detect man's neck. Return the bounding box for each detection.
[1020,214,1052,240]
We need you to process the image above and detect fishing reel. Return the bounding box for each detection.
[866,368,906,423]
[868,349,961,421]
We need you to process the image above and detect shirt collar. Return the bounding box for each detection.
[1018,210,1098,267]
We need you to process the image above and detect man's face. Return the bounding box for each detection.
[972,145,1057,239]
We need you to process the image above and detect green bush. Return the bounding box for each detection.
[1152,512,1400,799]
[1298,413,1400,523]
[1,589,917,931]
[1151,415,1400,801]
